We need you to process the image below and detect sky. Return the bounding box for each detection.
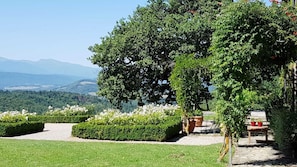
[0,0,148,67]
[0,0,271,67]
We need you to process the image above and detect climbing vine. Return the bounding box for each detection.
[211,0,297,136]
[169,54,211,114]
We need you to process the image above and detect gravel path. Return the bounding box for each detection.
[3,123,224,146]
[232,135,297,167]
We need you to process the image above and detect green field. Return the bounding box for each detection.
[0,139,226,167]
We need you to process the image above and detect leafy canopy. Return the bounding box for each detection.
[211,0,297,135]
[89,0,222,108]
[169,54,211,113]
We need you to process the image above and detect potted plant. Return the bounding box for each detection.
[188,117,196,133]
[257,118,263,127]
[182,113,196,135]
[191,109,204,127]
[250,118,256,126]
[169,54,210,132]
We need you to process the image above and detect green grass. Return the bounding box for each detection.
[0,139,227,167]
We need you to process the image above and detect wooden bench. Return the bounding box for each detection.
[247,125,269,144]
[246,110,270,144]
[246,110,269,126]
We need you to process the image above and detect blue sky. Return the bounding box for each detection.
[0,0,270,67]
[0,0,148,67]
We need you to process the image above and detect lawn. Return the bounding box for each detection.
[0,139,227,167]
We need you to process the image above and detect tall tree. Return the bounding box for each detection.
[89,0,222,108]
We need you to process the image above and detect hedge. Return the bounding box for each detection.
[72,117,182,141]
[28,115,90,123]
[0,121,44,137]
[271,108,297,152]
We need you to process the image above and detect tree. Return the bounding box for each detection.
[89,0,222,108]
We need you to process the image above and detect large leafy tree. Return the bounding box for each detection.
[89,0,222,108]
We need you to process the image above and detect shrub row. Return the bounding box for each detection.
[0,121,44,137]
[271,108,297,153]
[28,115,90,123]
[72,117,181,141]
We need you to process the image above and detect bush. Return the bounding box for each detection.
[0,121,44,137]
[271,107,297,151]
[45,105,90,116]
[72,116,181,141]
[0,110,36,123]
[28,115,90,123]
[73,104,182,141]
[87,104,178,125]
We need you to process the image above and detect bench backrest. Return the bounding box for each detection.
[250,110,267,122]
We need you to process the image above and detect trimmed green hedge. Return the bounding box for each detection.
[72,117,181,141]
[0,121,44,137]
[28,115,90,123]
[271,108,297,151]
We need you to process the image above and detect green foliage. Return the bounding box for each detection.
[0,90,113,114]
[73,104,181,141]
[212,1,297,99]
[215,89,260,135]
[28,115,90,123]
[89,0,222,107]
[87,104,179,126]
[193,109,203,116]
[45,105,90,116]
[210,0,297,136]
[270,107,297,150]
[169,54,211,114]
[0,113,26,123]
[0,110,36,123]
[0,121,44,137]
[72,117,181,141]
[260,75,285,114]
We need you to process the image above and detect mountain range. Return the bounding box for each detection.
[0,57,99,77]
[0,57,100,94]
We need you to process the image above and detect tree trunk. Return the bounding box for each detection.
[228,133,232,167]
[205,96,210,111]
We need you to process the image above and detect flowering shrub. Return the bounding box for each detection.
[87,104,179,125]
[0,110,36,123]
[45,105,89,116]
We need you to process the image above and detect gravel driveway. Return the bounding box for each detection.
[6,123,75,141]
[2,123,224,145]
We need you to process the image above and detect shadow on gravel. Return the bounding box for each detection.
[238,140,275,148]
[166,135,185,142]
[192,128,221,134]
[232,157,297,166]
[235,141,297,166]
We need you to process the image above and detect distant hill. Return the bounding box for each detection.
[0,57,100,93]
[0,57,99,78]
[55,79,98,95]
[0,72,86,90]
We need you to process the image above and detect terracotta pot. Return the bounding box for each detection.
[251,121,256,126]
[188,119,196,133]
[258,122,263,127]
[193,116,203,127]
